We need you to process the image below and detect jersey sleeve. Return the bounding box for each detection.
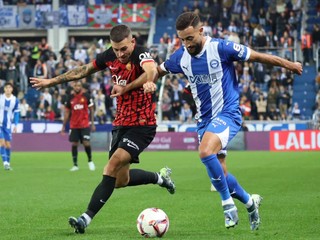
[160,48,183,74]
[13,98,20,113]
[84,92,94,108]
[133,46,155,67]
[219,40,251,62]
[93,48,114,70]
[64,96,71,109]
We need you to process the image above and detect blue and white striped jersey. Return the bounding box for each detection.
[160,37,251,124]
[0,94,20,129]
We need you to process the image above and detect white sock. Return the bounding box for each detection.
[245,196,254,209]
[157,173,163,185]
[81,213,92,225]
[222,197,235,206]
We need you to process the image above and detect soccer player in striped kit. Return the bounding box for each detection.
[0,82,20,170]
[144,12,303,230]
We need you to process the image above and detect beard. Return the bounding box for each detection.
[186,42,202,56]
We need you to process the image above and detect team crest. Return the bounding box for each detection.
[210,60,219,68]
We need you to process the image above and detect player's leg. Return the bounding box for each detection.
[2,128,12,170]
[81,128,95,171]
[118,126,175,194]
[199,116,240,228]
[69,147,131,234]
[3,140,12,170]
[218,152,262,230]
[0,127,6,165]
[69,128,79,171]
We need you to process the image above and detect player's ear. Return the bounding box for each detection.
[198,26,204,36]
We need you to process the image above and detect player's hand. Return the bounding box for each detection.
[292,62,303,75]
[29,77,54,90]
[110,85,126,98]
[143,82,157,93]
[60,126,66,135]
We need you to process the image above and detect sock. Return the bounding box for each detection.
[226,173,250,205]
[0,146,6,162]
[201,155,231,202]
[86,175,116,219]
[5,148,11,163]
[72,146,78,166]
[84,146,92,162]
[127,169,158,186]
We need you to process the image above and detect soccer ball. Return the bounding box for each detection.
[136,208,169,238]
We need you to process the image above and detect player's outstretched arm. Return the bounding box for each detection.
[249,49,303,75]
[30,62,99,90]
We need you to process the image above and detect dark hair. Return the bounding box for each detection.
[110,24,132,43]
[176,12,200,31]
[4,82,13,88]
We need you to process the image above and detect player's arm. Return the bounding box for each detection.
[111,61,158,97]
[88,97,96,132]
[62,107,70,133]
[12,111,20,133]
[143,65,168,93]
[30,62,99,90]
[248,49,303,75]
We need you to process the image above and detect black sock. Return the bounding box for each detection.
[84,146,92,162]
[127,169,158,186]
[86,175,116,219]
[72,146,78,166]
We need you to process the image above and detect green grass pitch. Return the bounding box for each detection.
[0,151,319,240]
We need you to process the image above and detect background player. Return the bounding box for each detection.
[62,80,96,171]
[0,82,20,170]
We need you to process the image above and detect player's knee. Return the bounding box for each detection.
[115,177,129,188]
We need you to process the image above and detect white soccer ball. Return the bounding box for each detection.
[136,208,169,238]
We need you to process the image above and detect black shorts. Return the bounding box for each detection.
[69,128,91,143]
[109,126,156,164]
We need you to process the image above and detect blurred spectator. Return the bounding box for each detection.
[291,102,301,120]
[202,21,213,37]
[94,89,107,124]
[33,59,48,78]
[161,88,172,120]
[45,105,55,121]
[256,93,267,120]
[18,56,30,94]
[20,98,29,120]
[316,67,320,90]
[301,29,312,66]
[312,104,320,129]
[7,60,19,85]
[280,30,293,59]
[253,24,267,47]
[267,86,278,112]
[267,106,280,120]
[240,95,251,120]
[277,85,290,120]
[179,102,193,123]
[74,45,88,64]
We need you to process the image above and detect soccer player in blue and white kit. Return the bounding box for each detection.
[144,12,303,230]
[0,82,20,170]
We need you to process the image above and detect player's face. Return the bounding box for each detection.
[4,85,13,96]
[177,26,204,56]
[111,37,135,64]
[73,82,82,94]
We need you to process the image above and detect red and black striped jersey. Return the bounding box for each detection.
[93,46,156,127]
[64,91,93,129]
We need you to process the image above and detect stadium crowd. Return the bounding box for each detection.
[0,0,319,125]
